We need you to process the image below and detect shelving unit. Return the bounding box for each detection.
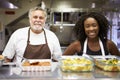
[49,9,81,46]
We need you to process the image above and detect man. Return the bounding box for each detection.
[2,7,62,63]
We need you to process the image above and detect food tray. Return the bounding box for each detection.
[95,56,120,71]
[59,56,94,72]
[21,59,51,71]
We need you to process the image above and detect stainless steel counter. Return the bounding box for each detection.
[0,62,120,80]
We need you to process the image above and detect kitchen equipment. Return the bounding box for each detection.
[50,24,75,46]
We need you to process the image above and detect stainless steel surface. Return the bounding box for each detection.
[0,62,120,80]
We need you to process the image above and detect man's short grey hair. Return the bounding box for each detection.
[28,6,47,19]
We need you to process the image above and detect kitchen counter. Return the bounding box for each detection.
[0,62,120,80]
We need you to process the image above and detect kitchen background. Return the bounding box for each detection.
[0,0,120,53]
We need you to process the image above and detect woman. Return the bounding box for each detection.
[63,12,120,56]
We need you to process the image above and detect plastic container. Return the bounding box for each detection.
[95,56,120,71]
[59,56,94,72]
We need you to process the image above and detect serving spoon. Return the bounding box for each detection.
[16,55,29,62]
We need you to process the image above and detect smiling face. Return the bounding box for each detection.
[29,10,46,34]
[84,17,99,39]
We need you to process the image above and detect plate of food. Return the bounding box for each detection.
[59,56,94,72]
[95,56,120,71]
[21,59,51,71]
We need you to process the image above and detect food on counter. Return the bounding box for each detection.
[21,59,51,71]
[60,57,94,72]
[22,61,51,66]
[0,55,4,67]
[0,55,4,60]
[102,58,120,64]
[95,58,120,71]
[22,61,30,66]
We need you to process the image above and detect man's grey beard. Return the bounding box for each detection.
[31,25,43,31]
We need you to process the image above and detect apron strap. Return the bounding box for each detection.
[83,38,87,56]
[99,38,105,56]
[27,28,30,44]
[83,38,105,56]
[43,29,48,44]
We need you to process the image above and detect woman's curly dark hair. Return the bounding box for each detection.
[74,12,110,44]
